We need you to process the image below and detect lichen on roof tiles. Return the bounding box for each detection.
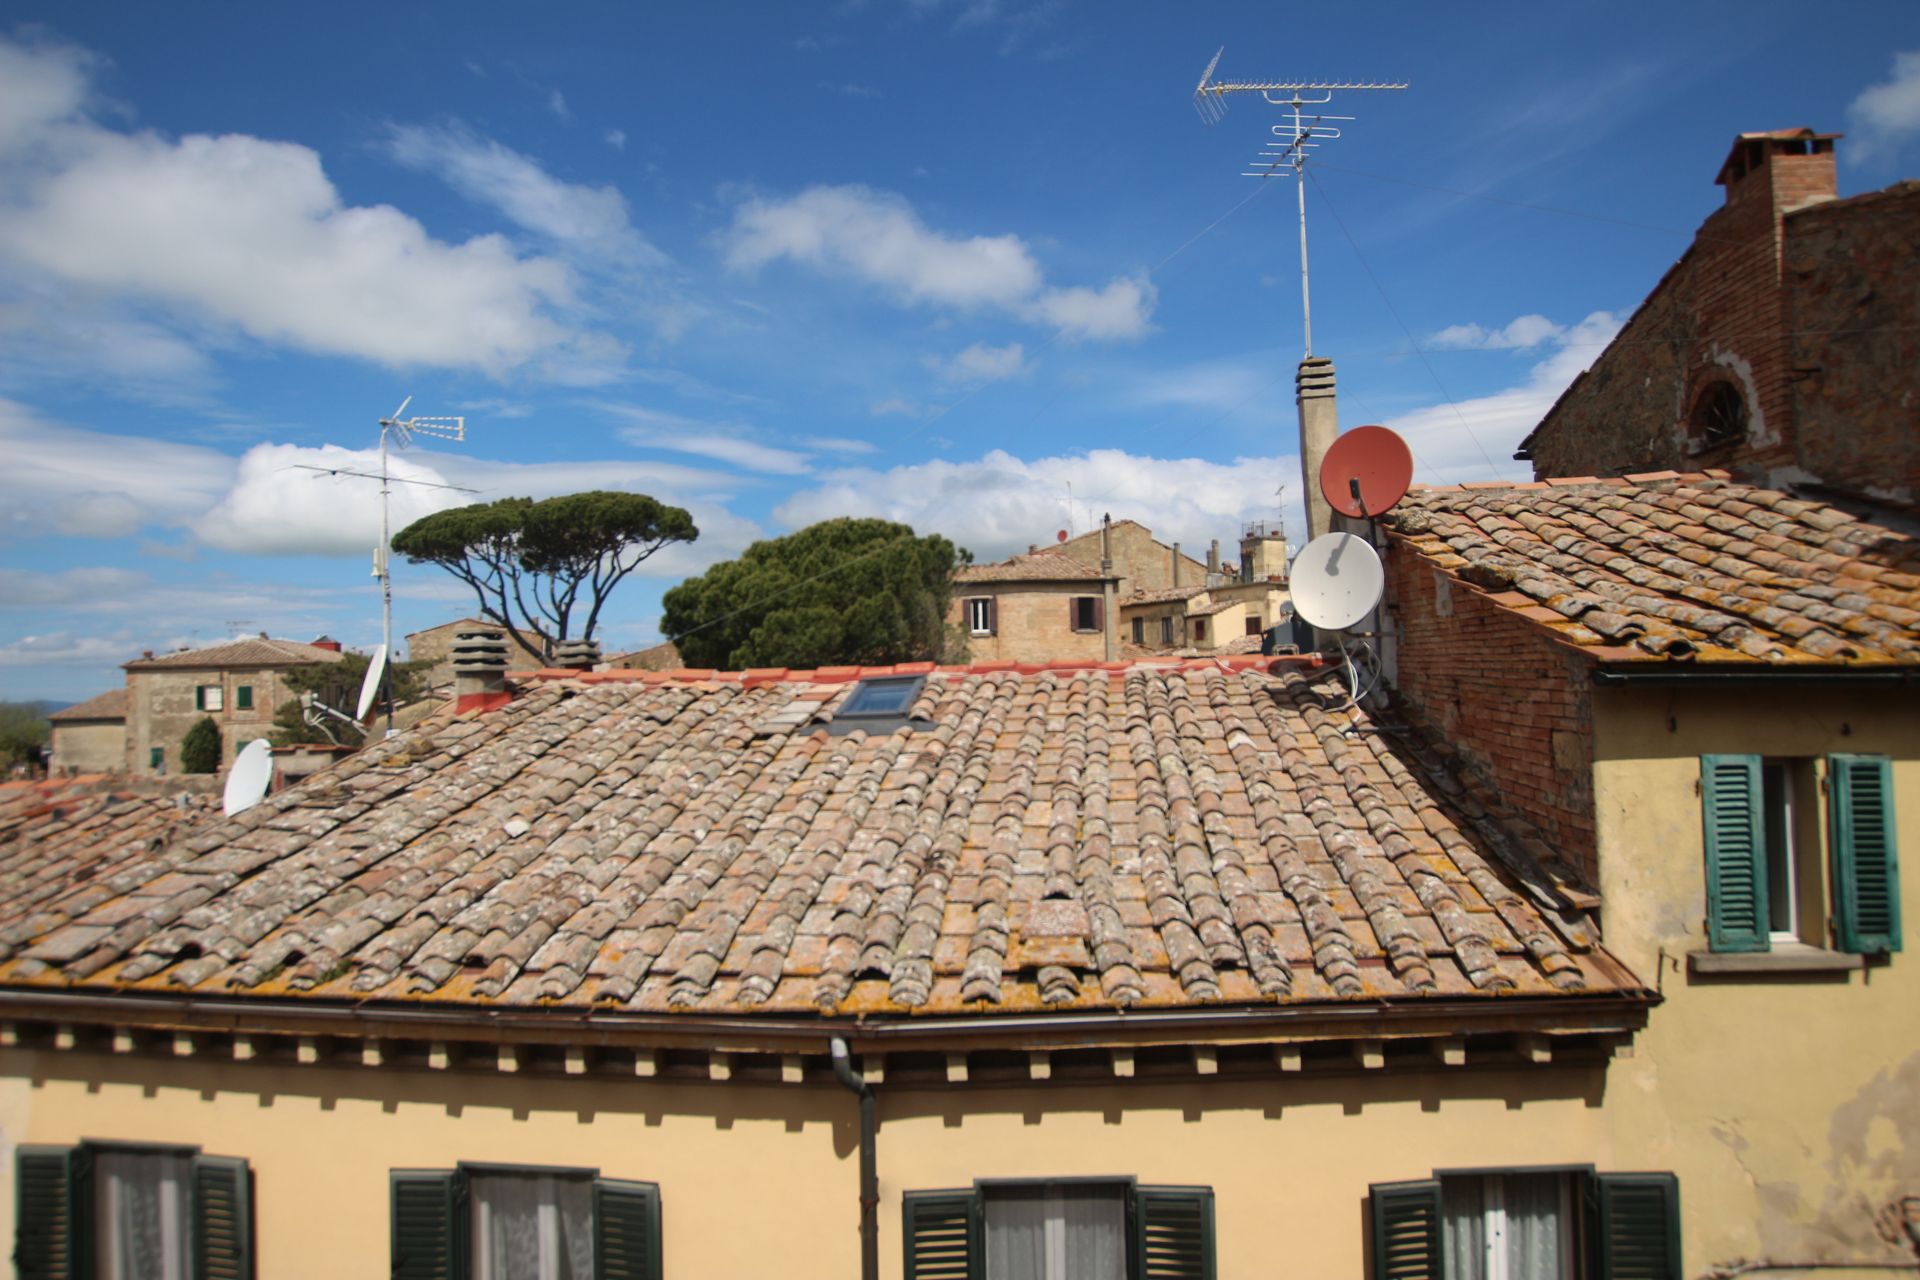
[0,661,1640,1017]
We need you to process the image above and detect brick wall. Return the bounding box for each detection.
[948,583,1109,663]
[1383,536,1599,881]
[1521,138,1861,487]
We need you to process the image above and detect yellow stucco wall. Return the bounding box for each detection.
[1589,683,1920,1269]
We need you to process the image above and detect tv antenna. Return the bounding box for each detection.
[290,396,475,736]
[1192,50,1407,356]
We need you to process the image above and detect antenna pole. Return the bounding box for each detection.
[379,421,395,736]
[1297,147,1312,357]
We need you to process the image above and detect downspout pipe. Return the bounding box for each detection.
[831,1036,879,1280]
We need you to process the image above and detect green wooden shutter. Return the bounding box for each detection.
[903,1189,979,1280]
[1593,1173,1681,1280]
[1829,754,1901,954]
[194,1155,253,1280]
[1701,754,1769,951]
[14,1146,76,1280]
[195,686,206,711]
[236,686,253,711]
[391,1169,465,1280]
[1367,1179,1441,1280]
[1134,1186,1215,1280]
[594,1178,662,1280]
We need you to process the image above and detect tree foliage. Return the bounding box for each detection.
[662,518,966,670]
[180,716,222,774]
[270,652,432,748]
[392,491,698,659]
[0,703,50,770]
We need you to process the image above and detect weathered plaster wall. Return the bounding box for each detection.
[946,583,1108,664]
[47,720,125,775]
[126,668,295,777]
[1592,683,1920,1269]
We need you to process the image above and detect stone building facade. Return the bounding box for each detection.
[1516,128,1919,505]
[45,689,128,776]
[949,550,1117,663]
[123,637,345,777]
[1054,520,1207,600]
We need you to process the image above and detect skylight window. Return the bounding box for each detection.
[829,675,928,735]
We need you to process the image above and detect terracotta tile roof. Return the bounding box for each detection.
[1187,600,1239,618]
[1125,584,1208,605]
[0,659,1638,1018]
[123,638,349,671]
[955,551,1111,584]
[1386,476,1920,665]
[47,689,128,722]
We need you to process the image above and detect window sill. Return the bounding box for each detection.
[1687,947,1864,976]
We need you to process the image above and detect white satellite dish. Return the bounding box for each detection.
[222,739,274,816]
[355,644,389,721]
[1290,532,1385,632]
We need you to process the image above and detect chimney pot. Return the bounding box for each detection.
[1029,544,1038,556]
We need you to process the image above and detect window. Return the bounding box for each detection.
[149,746,165,771]
[1160,617,1174,645]
[1193,619,1207,643]
[1132,617,1145,644]
[1245,616,1262,637]
[1688,380,1748,452]
[967,598,997,637]
[1070,597,1101,634]
[195,684,224,712]
[1369,1169,1679,1280]
[15,1142,254,1280]
[1701,754,1901,955]
[236,685,253,711]
[829,676,929,736]
[904,1179,1214,1280]
[391,1163,660,1280]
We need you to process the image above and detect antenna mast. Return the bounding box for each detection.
[1193,53,1407,356]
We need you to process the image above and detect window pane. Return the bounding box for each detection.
[95,1150,193,1280]
[1441,1173,1572,1280]
[1762,762,1796,936]
[844,679,918,715]
[984,1184,1126,1280]
[471,1171,594,1280]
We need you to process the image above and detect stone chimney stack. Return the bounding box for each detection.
[452,628,511,714]
[1172,542,1182,588]
[1207,540,1220,577]
[1296,356,1338,540]
[1100,513,1117,662]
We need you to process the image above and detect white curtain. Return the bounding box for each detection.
[94,1150,192,1280]
[1441,1173,1569,1280]
[985,1185,1126,1280]
[470,1172,594,1280]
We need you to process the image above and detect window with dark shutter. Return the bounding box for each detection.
[1367,1179,1441,1280]
[1829,754,1901,954]
[14,1146,75,1280]
[1134,1185,1215,1280]
[391,1168,465,1280]
[14,1143,255,1280]
[903,1190,979,1280]
[236,685,253,711]
[1593,1173,1681,1280]
[594,1179,662,1280]
[195,1154,254,1280]
[1701,754,1769,951]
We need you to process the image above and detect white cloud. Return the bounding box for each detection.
[0,35,604,375]
[801,435,876,454]
[935,341,1029,383]
[0,567,148,608]
[1428,313,1566,351]
[1847,50,1920,162]
[0,632,144,669]
[0,34,94,154]
[0,397,235,539]
[777,447,1302,563]
[384,123,665,269]
[596,403,815,474]
[720,183,1152,340]
[547,89,571,121]
[604,128,627,150]
[869,398,925,418]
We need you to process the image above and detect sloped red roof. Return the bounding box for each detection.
[124,638,348,671]
[955,550,1111,583]
[47,689,128,722]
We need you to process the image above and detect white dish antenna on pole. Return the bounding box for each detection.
[1289,532,1384,633]
[356,644,389,722]
[222,739,274,816]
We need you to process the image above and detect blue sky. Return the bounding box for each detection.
[3,2,1917,700]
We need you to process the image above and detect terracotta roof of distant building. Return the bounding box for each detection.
[0,657,1640,1019]
[47,689,128,723]
[123,638,349,671]
[955,551,1111,583]
[1125,584,1208,605]
[0,779,217,935]
[1385,474,1920,665]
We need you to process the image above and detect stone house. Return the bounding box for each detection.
[45,688,127,776]
[1371,470,1918,1267]
[122,636,346,777]
[949,549,1118,663]
[1515,128,1920,505]
[1053,519,1207,600]
[1121,523,1293,654]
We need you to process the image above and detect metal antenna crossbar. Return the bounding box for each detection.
[1192,48,1407,356]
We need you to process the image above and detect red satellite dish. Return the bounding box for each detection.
[1320,425,1413,519]
[1057,530,1068,543]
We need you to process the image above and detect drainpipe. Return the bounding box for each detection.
[831,1037,878,1280]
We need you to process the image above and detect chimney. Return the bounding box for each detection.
[1029,544,1039,556]
[1100,513,1117,662]
[142,650,154,660]
[1297,357,1338,539]
[1207,540,1220,575]
[551,638,602,671]
[310,636,342,653]
[452,628,512,714]
[1715,129,1838,219]
[1172,542,1181,588]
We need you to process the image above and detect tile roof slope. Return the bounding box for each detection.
[1125,584,1209,605]
[0,662,1638,1016]
[47,689,129,722]
[123,638,349,670]
[955,550,1111,583]
[1387,475,1920,664]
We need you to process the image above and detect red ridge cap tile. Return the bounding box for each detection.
[1459,481,1514,491]
[855,665,898,677]
[1512,482,1551,490]
[1487,591,1534,607]
[1623,470,1683,483]
[742,668,789,681]
[672,668,718,681]
[893,661,936,674]
[1545,476,1604,486]
[1700,469,1733,479]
